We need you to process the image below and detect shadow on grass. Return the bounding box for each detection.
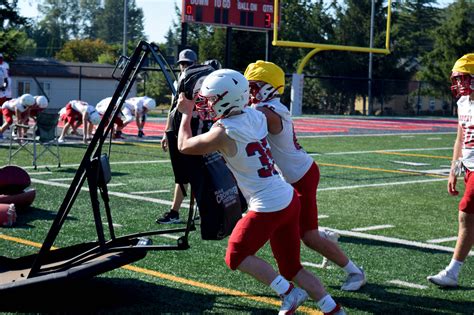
[0,276,275,313]
[333,282,474,314]
[14,206,78,228]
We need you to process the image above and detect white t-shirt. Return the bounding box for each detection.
[253,98,313,183]
[218,108,294,212]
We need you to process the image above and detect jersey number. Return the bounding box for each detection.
[246,138,278,178]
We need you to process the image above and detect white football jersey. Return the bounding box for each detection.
[2,97,26,113]
[126,96,148,115]
[95,97,112,114]
[218,108,294,212]
[253,98,313,183]
[70,100,94,115]
[457,96,474,170]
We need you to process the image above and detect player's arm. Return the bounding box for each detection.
[177,93,231,155]
[448,124,463,196]
[82,112,89,142]
[255,106,283,134]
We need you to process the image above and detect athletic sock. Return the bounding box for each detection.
[317,294,337,313]
[446,259,463,278]
[343,260,360,274]
[270,275,291,295]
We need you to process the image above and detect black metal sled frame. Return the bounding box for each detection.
[0,41,197,294]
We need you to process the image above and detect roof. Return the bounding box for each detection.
[10,57,116,80]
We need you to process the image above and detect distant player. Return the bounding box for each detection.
[427,53,474,288]
[29,96,49,120]
[58,100,100,143]
[0,94,35,138]
[124,96,156,138]
[95,96,127,139]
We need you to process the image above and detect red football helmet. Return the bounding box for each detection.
[451,72,474,98]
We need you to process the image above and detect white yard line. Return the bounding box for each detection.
[49,178,75,181]
[27,171,52,175]
[21,159,171,170]
[320,226,474,256]
[391,161,431,166]
[426,236,458,244]
[318,178,446,191]
[30,178,472,256]
[130,190,170,195]
[318,215,329,219]
[388,280,428,290]
[30,178,190,209]
[298,131,455,139]
[309,147,451,156]
[352,225,394,232]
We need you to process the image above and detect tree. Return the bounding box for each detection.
[0,0,34,59]
[55,39,115,63]
[419,0,474,97]
[93,0,145,46]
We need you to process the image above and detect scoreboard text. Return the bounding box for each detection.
[182,0,277,31]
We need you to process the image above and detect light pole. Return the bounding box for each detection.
[123,0,128,56]
[368,0,375,115]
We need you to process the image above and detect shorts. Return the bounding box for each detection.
[459,169,474,214]
[225,191,302,280]
[61,103,82,124]
[2,108,13,125]
[292,162,320,236]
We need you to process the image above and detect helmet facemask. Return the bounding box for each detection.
[195,91,230,121]
[249,81,281,104]
[451,72,474,98]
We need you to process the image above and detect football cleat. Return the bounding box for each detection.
[427,269,458,287]
[341,267,366,291]
[279,285,308,315]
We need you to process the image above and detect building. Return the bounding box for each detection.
[9,58,137,109]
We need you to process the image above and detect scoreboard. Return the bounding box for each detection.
[182,0,278,31]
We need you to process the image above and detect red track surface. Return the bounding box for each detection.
[57,116,458,138]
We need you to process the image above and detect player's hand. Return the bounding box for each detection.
[161,135,168,152]
[447,173,459,196]
[177,92,194,115]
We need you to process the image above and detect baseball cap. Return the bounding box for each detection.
[178,49,197,64]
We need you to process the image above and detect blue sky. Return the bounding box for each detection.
[17,0,179,44]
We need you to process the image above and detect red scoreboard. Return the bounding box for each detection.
[182,0,277,31]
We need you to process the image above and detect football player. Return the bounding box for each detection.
[180,69,346,315]
[427,53,474,288]
[95,96,127,139]
[244,60,366,291]
[58,100,100,144]
[124,96,156,138]
[0,93,35,139]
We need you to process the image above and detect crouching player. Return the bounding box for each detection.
[124,96,156,138]
[0,93,35,139]
[58,100,100,143]
[95,96,128,139]
[177,69,346,315]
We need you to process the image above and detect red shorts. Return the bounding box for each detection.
[2,108,13,125]
[225,191,302,280]
[292,162,320,236]
[459,169,474,214]
[61,103,82,125]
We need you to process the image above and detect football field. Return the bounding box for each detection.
[0,116,473,314]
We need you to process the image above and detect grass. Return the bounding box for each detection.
[0,120,472,314]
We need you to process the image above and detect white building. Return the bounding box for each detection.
[10,58,137,109]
